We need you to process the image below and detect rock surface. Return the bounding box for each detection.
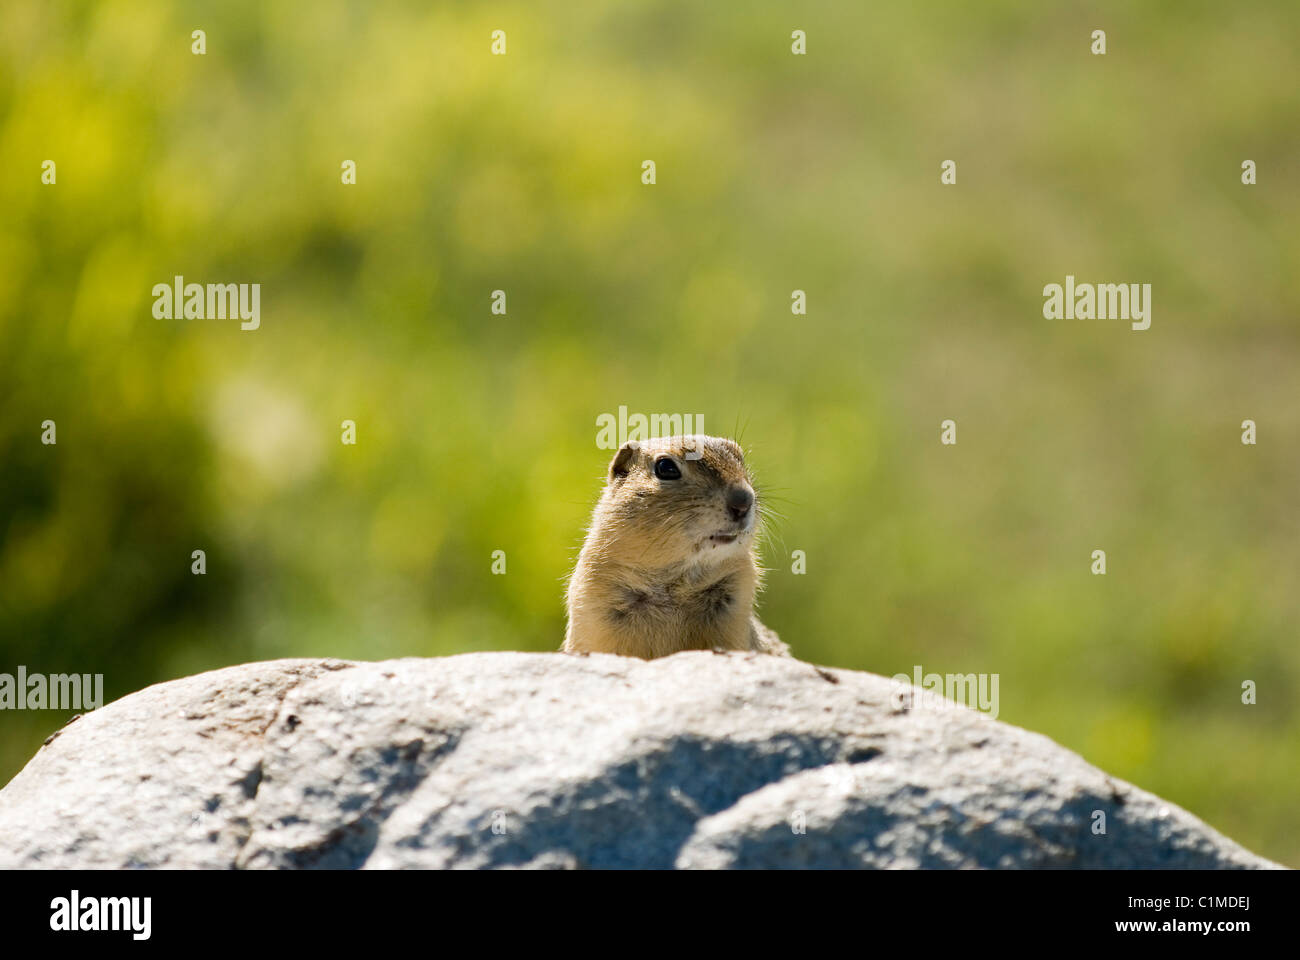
[0,652,1280,869]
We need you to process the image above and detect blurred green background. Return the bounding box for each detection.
[1,0,1297,865]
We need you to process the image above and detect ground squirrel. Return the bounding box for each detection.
[563,434,789,659]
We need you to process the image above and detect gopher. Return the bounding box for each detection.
[563,435,788,659]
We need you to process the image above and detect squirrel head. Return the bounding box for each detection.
[592,435,758,569]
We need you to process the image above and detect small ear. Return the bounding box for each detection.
[609,441,639,481]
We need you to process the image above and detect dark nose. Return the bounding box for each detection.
[726,485,754,522]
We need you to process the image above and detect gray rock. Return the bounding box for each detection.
[0,652,1281,869]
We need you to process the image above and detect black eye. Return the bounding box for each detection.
[654,457,681,480]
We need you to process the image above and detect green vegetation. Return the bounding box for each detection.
[1,1,1297,865]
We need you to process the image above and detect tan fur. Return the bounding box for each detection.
[563,435,789,659]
